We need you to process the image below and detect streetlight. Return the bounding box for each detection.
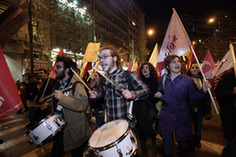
[147,29,154,36]
[208,18,215,24]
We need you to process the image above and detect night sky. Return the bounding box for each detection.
[134,0,236,49]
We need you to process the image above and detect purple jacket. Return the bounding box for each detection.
[157,74,206,141]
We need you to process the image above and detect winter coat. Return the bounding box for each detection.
[53,76,91,151]
[157,74,206,141]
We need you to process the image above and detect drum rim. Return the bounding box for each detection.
[28,114,56,131]
[89,128,130,151]
[24,113,65,146]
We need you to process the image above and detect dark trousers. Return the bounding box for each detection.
[193,112,203,145]
[94,107,104,129]
[51,131,87,157]
[221,105,236,143]
[162,133,192,157]
[52,131,64,157]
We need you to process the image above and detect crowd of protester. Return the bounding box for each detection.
[10,45,236,157]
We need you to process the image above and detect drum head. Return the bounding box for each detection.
[89,119,129,148]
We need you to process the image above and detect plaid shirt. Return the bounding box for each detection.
[97,68,150,122]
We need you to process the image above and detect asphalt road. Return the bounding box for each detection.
[0,103,228,157]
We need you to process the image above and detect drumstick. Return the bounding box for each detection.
[43,86,72,100]
[95,69,123,92]
[70,68,92,92]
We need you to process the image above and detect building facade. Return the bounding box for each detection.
[0,0,146,82]
[181,11,236,62]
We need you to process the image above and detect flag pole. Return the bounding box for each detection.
[189,45,219,114]
[229,43,236,78]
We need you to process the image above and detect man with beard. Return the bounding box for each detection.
[89,45,150,122]
[41,56,90,157]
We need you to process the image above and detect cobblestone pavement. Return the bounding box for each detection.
[0,103,228,157]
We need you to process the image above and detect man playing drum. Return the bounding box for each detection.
[41,56,91,157]
[89,45,150,122]
[89,45,150,156]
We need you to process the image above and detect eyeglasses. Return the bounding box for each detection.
[98,55,113,60]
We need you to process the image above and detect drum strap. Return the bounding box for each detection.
[71,81,83,95]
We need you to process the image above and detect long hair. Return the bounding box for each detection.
[139,62,159,83]
[100,45,121,68]
[186,61,202,79]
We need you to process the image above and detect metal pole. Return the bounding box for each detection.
[132,39,134,61]
[28,0,34,74]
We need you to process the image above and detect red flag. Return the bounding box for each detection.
[49,48,66,79]
[157,8,192,75]
[186,44,197,72]
[202,50,216,79]
[0,47,23,120]
[127,59,139,76]
[81,62,93,79]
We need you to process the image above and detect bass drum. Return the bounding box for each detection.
[25,113,65,146]
[89,119,137,157]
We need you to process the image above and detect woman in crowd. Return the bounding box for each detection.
[89,72,105,129]
[154,55,210,157]
[187,62,211,149]
[138,62,160,155]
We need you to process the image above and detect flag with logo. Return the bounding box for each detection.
[157,8,192,75]
[209,44,236,91]
[202,50,216,79]
[0,47,23,120]
[49,48,66,79]
[149,43,159,68]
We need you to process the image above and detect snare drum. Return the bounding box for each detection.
[25,113,65,146]
[89,119,137,157]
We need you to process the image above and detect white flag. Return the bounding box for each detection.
[148,43,159,68]
[157,8,192,74]
[210,44,235,79]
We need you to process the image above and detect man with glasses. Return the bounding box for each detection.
[89,45,150,122]
[41,56,90,157]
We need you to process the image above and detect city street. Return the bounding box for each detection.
[0,103,228,157]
